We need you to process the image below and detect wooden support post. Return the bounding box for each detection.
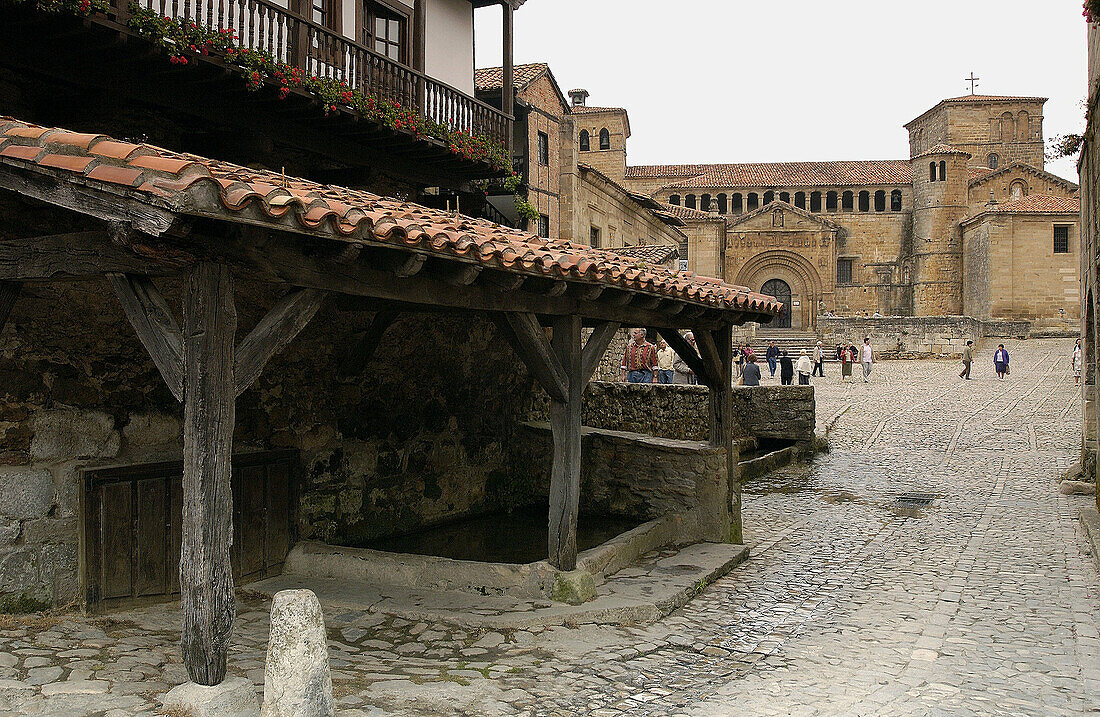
[548,314,582,571]
[697,324,738,543]
[502,0,514,156]
[180,262,237,686]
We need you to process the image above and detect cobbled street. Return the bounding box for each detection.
[0,338,1096,716]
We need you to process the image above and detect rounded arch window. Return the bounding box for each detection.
[988,153,999,170]
[599,128,610,150]
[1009,180,1027,201]
[579,129,590,152]
[668,194,681,206]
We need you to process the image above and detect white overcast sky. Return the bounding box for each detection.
[475,0,1087,182]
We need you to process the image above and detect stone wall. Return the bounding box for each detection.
[0,276,540,610]
[529,382,816,444]
[818,315,1031,358]
[516,425,729,544]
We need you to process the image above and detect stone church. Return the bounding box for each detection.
[575,93,1081,332]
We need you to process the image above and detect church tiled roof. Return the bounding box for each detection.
[660,203,718,220]
[940,94,1047,103]
[570,105,625,114]
[626,164,718,180]
[608,244,680,265]
[982,195,1080,214]
[656,160,914,190]
[912,144,971,159]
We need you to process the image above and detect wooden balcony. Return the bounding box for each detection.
[0,0,514,185]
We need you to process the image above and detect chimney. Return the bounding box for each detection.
[986,189,998,209]
[568,88,589,107]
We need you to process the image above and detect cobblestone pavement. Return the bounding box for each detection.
[0,338,1096,716]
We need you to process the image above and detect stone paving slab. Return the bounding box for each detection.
[0,338,1094,716]
[247,542,749,631]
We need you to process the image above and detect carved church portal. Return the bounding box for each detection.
[761,279,793,329]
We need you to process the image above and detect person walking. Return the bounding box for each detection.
[779,350,794,385]
[1074,338,1083,385]
[672,331,698,385]
[860,337,874,382]
[621,328,658,383]
[812,341,825,377]
[741,354,762,386]
[766,341,780,378]
[959,340,974,380]
[655,338,676,384]
[841,343,854,381]
[993,343,1010,379]
[796,349,813,385]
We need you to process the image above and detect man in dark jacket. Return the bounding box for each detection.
[742,355,762,386]
[765,341,780,377]
[779,350,794,385]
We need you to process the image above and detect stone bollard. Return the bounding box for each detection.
[260,589,334,717]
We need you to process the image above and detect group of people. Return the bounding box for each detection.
[621,328,1079,388]
[619,327,702,385]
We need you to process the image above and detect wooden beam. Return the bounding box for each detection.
[494,312,568,403]
[234,288,326,396]
[0,281,20,334]
[580,321,619,385]
[700,325,738,544]
[657,328,708,386]
[0,231,188,281]
[502,1,514,155]
[548,313,581,571]
[107,273,185,402]
[180,261,236,686]
[337,311,398,377]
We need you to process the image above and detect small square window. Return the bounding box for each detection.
[537,131,549,166]
[590,226,601,247]
[1054,225,1070,254]
[837,258,854,285]
[537,214,549,238]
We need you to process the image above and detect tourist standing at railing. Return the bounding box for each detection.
[673,331,698,385]
[796,349,813,385]
[780,351,794,385]
[765,341,780,378]
[655,339,676,385]
[621,328,658,383]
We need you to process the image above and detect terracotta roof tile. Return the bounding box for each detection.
[474,63,548,93]
[912,144,970,159]
[941,94,1046,103]
[982,194,1080,214]
[660,203,718,220]
[0,116,782,318]
[608,244,680,265]
[657,160,914,189]
[569,105,624,114]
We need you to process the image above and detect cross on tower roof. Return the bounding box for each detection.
[966,72,980,95]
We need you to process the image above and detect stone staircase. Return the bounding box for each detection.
[748,331,831,360]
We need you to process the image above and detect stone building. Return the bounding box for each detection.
[1080,19,1100,484]
[475,63,688,257]
[572,92,1081,333]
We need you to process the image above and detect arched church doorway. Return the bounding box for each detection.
[761,278,792,329]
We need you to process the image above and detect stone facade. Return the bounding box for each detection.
[819,316,1030,359]
[1081,22,1100,486]
[568,92,1081,331]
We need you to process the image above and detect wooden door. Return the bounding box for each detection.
[84,451,297,612]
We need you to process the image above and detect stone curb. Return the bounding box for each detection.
[1080,506,1100,575]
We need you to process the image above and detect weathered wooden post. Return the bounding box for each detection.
[548,314,582,570]
[180,261,237,686]
[697,324,738,543]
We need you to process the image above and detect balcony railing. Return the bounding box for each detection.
[105,0,511,152]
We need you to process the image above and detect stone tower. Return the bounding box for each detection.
[904,95,1046,171]
[569,88,630,182]
[910,145,970,315]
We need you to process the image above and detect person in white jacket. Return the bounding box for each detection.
[796,349,813,385]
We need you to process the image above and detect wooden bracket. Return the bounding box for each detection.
[0,281,21,335]
[234,288,326,396]
[338,310,398,378]
[494,312,568,403]
[581,321,619,385]
[657,328,709,386]
[108,273,185,402]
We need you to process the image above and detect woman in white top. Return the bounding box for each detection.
[796,349,813,385]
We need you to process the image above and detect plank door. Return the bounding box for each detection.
[84,451,297,612]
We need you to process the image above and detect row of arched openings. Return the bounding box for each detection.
[579,128,610,152]
[667,189,903,214]
[928,161,947,182]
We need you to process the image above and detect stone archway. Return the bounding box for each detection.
[735,251,824,331]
